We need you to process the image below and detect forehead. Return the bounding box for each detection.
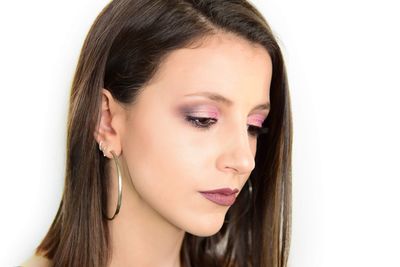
[144,32,272,104]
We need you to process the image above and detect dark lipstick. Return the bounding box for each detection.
[199,188,239,206]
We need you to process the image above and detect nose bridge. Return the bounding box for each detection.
[217,119,256,175]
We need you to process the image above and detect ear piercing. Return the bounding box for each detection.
[99,140,108,157]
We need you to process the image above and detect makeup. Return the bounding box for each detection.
[177,102,269,136]
[199,188,239,206]
[178,104,220,119]
[248,113,266,127]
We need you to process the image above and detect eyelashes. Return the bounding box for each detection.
[184,115,269,137]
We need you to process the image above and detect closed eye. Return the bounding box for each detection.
[184,116,268,137]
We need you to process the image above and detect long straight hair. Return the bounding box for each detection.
[35,0,292,266]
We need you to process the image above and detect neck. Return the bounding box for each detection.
[105,157,185,267]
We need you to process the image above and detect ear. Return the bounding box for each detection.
[93,88,124,158]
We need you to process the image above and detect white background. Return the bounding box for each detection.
[0,0,399,266]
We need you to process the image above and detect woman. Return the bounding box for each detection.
[22,0,292,266]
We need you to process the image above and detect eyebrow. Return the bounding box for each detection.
[184,91,270,111]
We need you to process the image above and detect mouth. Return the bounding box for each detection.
[199,187,239,206]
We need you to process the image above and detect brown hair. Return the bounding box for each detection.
[35,0,292,266]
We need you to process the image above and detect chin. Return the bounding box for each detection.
[182,213,226,237]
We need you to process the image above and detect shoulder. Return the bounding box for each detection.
[20,253,52,267]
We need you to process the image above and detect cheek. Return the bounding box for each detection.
[121,108,227,235]
[123,119,189,195]
[250,139,257,157]
[122,113,196,203]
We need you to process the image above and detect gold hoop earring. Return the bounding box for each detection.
[102,149,123,220]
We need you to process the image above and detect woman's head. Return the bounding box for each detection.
[36,1,292,266]
[98,31,272,236]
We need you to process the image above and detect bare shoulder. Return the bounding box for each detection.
[20,253,52,267]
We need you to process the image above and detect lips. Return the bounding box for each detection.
[199,187,239,206]
[199,188,239,195]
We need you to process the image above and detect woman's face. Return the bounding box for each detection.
[117,33,272,236]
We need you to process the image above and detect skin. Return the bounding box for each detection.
[21,32,272,267]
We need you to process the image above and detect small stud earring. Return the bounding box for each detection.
[98,140,108,157]
[99,140,104,151]
[103,145,108,157]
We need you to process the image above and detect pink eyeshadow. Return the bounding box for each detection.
[179,105,220,118]
[248,114,266,127]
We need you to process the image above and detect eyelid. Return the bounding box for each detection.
[187,110,219,118]
[248,113,266,127]
[185,115,268,137]
[178,102,267,124]
[179,104,220,118]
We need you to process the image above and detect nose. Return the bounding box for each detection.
[216,126,256,175]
